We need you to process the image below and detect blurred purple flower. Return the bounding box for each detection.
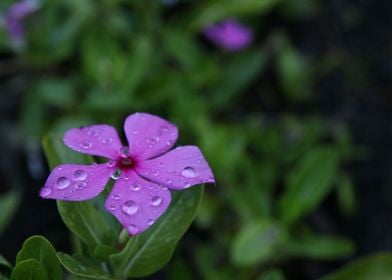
[3,0,38,47]
[39,113,215,235]
[203,19,253,52]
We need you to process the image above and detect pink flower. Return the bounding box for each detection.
[203,19,253,52]
[40,113,215,235]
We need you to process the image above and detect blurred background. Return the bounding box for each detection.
[0,0,391,279]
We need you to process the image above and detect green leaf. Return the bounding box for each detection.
[336,174,356,216]
[279,146,339,224]
[15,236,62,280]
[231,220,288,266]
[0,191,21,237]
[258,269,285,280]
[56,253,112,280]
[0,255,12,276]
[321,254,392,280]
[10,259,49,280]
[191,0,280,28]
[285,234,354,260]
[110,186,204,278]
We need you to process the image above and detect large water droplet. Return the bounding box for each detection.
[56,177,70,189]
[75,181,86,190]
[151,196,162,207]
[111,169,122,180]
[122,201,139,215]
[131,183,141,191]
[80,141,92,149]
[127,224,139,235]
[119,146,129,158]
[40,187,52,197]
[181,167,198,178]
[73,169,87,181]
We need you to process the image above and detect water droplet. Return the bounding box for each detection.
[75,181,86,190]
[148,219,155,225]
[87,128,100,136]
[119,146,129,158]
[124,175,129,180]
[109,204,116,211]
[166,140,172,146]
[40,187,52,197]
[184,182,192,189]
[73,169,87,181]
[167,179,172,184]
[122,201,139,215]
[151,196,162,207]
[159,162,164,167]
[153,171,160,176]
[127,224,139,235]
[206,177,215,183]
[80,141,92,149]
[91,162,98,168]
[147,137,158,146]
[57,167,63,171]
[132,129,138,135]
[159,126,169,135]
[56,177,70,189]
[181,167,198,178]
[131,183,141,191]
[111,169,122,180]
[107,160,116,168]
[101,138,112,144]
[113,193,121,200]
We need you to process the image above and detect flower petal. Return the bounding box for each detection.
[63,125,123,159]
[105,171,171,235]
[40,163,113,201]
[136,146,215,190]
[124,113,178,160]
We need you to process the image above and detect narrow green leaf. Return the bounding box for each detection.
[285,234,354,260]
[16,236,62,280]
[10,259,48,280]
[279,147,339,224]
[57,253,112,280]
[336,174,356,216]
[0,191,20,237]
[0,255,12,276]
[110,186,204,278]
[321,254,392,280]
[231,220,288,266]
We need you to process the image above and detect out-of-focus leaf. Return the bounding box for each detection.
[279,146,339,224]
[191,0,280,28]
[0,191,20,237]
[196,245,233,280]
[286,234,354,260]
[321,254,392,280]
[211,51,267,106]
[258,269,285,280]
[0,255,12,277]
[336,174,356,216]
[10,259,48,280]
[42,133,116,253]
[110,186,203,278]
[57,253,112,280]
[36,79,75,108]
[231,220,287,266]
[16,236,62,280]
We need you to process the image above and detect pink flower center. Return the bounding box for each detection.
[108,146,138,180]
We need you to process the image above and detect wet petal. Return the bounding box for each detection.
[39,163,113,201]
[124,113,178,160]
[64,125,123,159]
[136,146,215,190]
[105,171,171,235]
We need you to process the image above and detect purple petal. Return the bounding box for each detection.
[136,146,215,190]
[105,171,171,235]
[203,19,253,52]
[124,113,178,160]
[39,163,113,201]
[63,125,123,160]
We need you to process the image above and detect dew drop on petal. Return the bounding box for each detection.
[167,179,172,184]
[166,140,172,146]
[132,129,138,135]
[111,169,122,180]
[181,167,198,178]
[153,171,160,176]
[109,204,116,211]
[119,146,130,158]
[56,177,70,189]
[148,219,155,225]
[80,141,92,149]
[184,182,192,189]
[122,201,139,215]
[151,196,162,207]
[159,126,169,135]
[101,138,112,144]
[73,169,87,181]
[40,187,52,197]
[75,181,86,190]
[107,160,116,168]
[131,183,141,191]
[113,193,121,200]
[127,224,139,235]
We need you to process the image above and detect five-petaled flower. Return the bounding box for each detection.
[203,19,253,52]
[40,113,215,235]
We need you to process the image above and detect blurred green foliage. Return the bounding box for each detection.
[0,0,384,279]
